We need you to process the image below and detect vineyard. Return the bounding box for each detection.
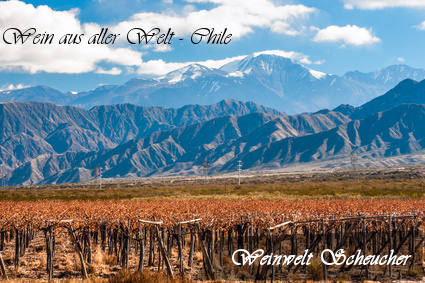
[0,199,424,281]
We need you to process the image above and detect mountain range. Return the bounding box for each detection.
[0,99,348,185]
[2,49,425,185]
[0,99,280,172]
[1,76,425,185]
[2,52,425,114]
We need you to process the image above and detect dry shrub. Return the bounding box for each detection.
[103,254,117,265]
[19,258,28,267]
[57,255,75,276]
[222,255,234,267]
[108,270,194,283]
[406,266,423,278]
[194,251,202,262]
[34,244,44,252]
[235,268,251,281]
[306,259,323,281]
[36,256,46,270]
[67,253,83,273]
[93,247,106,265]
[87,263,96,274]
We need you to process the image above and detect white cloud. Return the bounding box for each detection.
[397,57,405,63]
[343,0,425,10]
[0,1,142,74]
[415,21,425,30]
[114,0,316,39]
[154,45,173,52]
[95,67,122,75]
[0,0,316,75]
[313,25,380,46]
[253,50,322,65]
[0,83,29,91]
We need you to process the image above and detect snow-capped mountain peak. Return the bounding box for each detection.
[220,53,292,74]
[2,52,425,114]
[159,64,224,84]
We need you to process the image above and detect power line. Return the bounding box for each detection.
[350,149,358,170]
[94,166,102,189]
[201,160,209,185]
[0,166,5,188]
[237,160,242,185]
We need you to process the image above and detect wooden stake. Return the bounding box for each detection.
[177,224,184,276]
[0,251,7,280]
[200,233,215,280]
[68,226,88,279]
[14,228,19,269]
[138,223,145,271]
[188,229,195,268]
[155,226,174,279]
[269,230,274,283]
[44,225,54,281]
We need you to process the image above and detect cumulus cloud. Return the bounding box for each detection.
[313,25,380,46]
[95,67,123,75]
[415,21,425,30]
[253,50,322,65]
[114,0,316,39]
[153,45,173,52]
[0,83,29,91]
[0,0,316,75]
[343,0,425,10]
[397,57,405,63]
[0,1,142,74]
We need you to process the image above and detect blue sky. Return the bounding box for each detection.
[1,0,425,92]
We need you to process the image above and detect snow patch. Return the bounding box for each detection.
[243,68,252,75]
[168,73,183,84]
[191,72,201,80]
[309,69,327,79]
[227,71,244,78]
[260,61,273,74]
[160,64,211,83]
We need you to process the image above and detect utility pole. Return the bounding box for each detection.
[24,110,28,189]
[237,160,242,185]
[98,167,102,189]
[350,147,359,181]
[0,166,5,188]
[350,149,358,170]
[202,160,209,185]
[94,166,102,189]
